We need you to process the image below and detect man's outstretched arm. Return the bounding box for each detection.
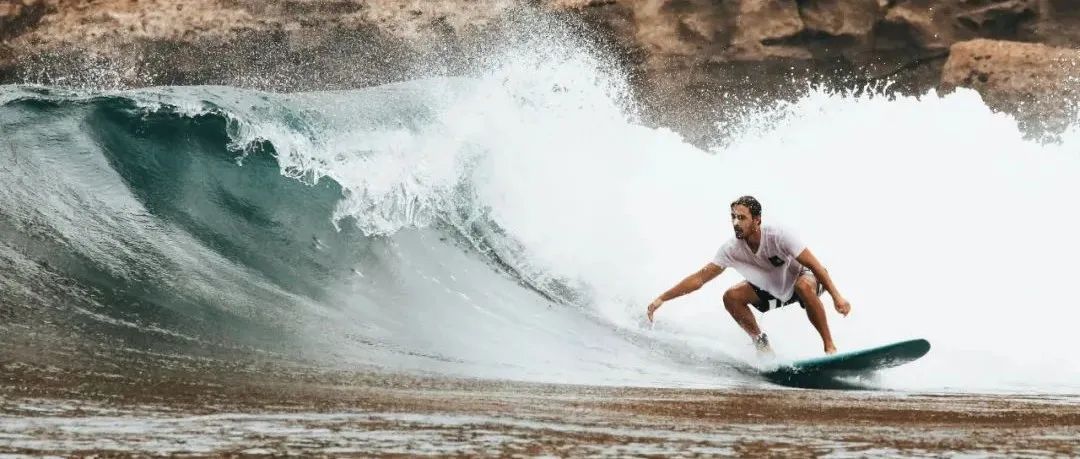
[796,248,851,316]
[647,263,725,322]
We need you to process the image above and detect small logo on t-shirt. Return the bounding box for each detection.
[768,255,785,267]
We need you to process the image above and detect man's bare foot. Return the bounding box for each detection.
[824,343,837,355]
[754,333,774,356]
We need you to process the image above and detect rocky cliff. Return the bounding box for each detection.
[2,0,1078,142]
[571,0,1080,138]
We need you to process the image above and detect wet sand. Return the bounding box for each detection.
[2,361,1078,457]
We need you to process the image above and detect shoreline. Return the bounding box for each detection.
[3,364,1078,456]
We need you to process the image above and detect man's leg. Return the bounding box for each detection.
[794,274,837,354]
[722,282,765,338]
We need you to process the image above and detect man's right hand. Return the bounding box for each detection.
[646,298,664,323]
[834,296,852,317]
[646,263,723,324]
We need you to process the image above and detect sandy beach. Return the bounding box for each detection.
[3,361,1078,457]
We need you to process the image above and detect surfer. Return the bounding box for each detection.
[646,195,851,355]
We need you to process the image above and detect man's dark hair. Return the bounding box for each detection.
[730,195,762,218]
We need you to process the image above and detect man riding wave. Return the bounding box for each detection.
[646,196,852,355]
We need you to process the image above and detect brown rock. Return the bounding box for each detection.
[954,0,1037,36]
[730,0,807,60]
[734,0,803,42]
[625,0,726,58]
[883,1,955,49]
[1,0,48,42]
[1024,0,1080,48]
[941,38,1080,132]
[799,0,881,37]
[942,38,1079,96]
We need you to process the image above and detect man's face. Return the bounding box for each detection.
[731,204,759,240]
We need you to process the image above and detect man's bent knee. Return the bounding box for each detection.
[724,284,759,312]
[722,288,738,305]
[722,288,747,311]
[794,275,819,300]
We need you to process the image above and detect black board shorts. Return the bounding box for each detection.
[750,268,825,313]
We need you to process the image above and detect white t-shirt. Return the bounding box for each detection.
[711,224,807,301]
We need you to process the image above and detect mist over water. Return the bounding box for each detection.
[3,16,1079,394]
[707,91,1080,392]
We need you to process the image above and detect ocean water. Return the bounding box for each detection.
[2,29,1079,396]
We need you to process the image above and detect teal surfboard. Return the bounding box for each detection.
[763,338,930,388]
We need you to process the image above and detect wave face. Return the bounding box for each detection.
[0,75,731,388]
[3,40,1080,394]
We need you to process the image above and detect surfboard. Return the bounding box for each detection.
[762,338,931,388]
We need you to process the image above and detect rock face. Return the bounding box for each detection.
[0,0,522,90]
[800,0,879,37]
[0,0,47,42]
[553,0,1080,140]
[942,38,1080,132]
[730,0,806,60]
[602,0,1066,67]
[943,38,1079,97]
[2,0,1079,141]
